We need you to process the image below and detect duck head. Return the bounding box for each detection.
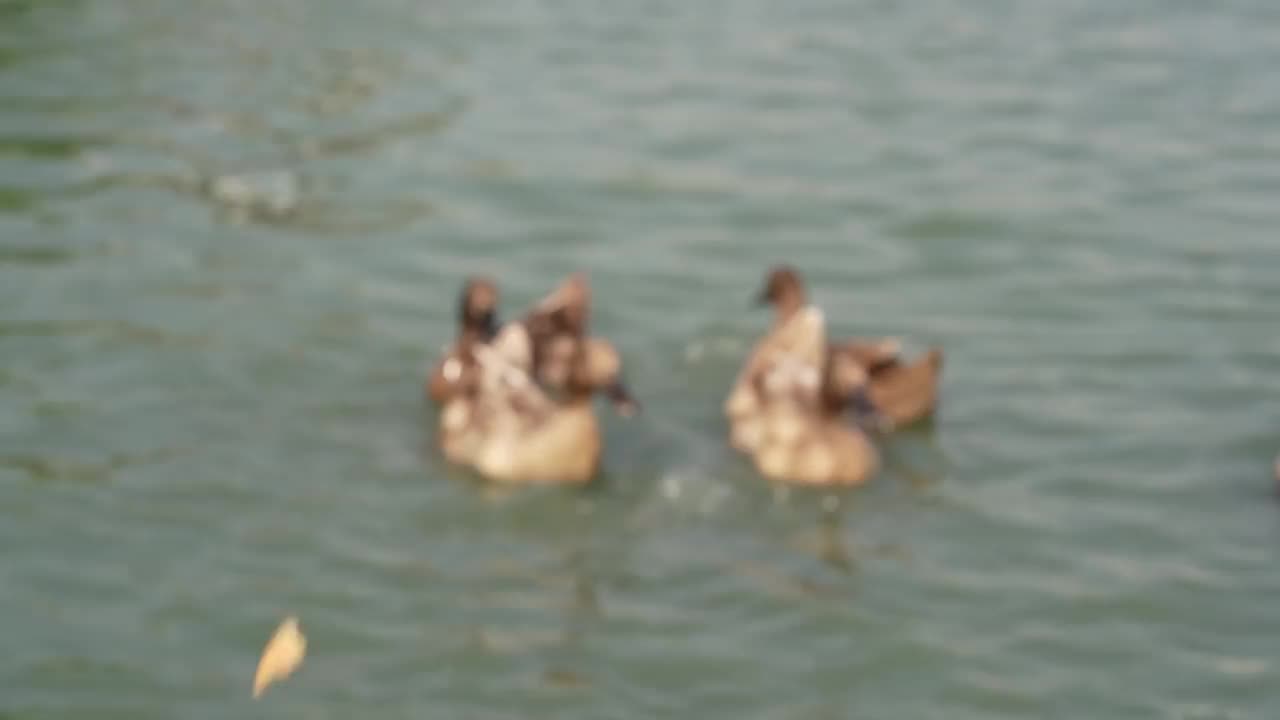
[458,276,500,340]
[528,272,591,340]
[519,273,593,389]
[754,265,807,321]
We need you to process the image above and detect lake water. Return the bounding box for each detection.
[2,0,1279,717]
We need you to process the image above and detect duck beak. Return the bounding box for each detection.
[752,284,771,307]
[606,379,640,418]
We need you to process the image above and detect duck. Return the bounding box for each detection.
[725,271,883,452]
[734,306,881,486]
[748,264,943,429]
[439,335,636,485]
[425,273,581,408]
[426,276,500,406]
[432,274,639,485]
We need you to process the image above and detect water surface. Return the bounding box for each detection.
[2,0,1279,717]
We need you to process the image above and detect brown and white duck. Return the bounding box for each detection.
[439,335,635,484]
[430,274,638,485]
[426,276,501,406]
[746,264,943,430]
[732,306,880,486]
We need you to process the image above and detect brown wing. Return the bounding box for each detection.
[867,347,943,428]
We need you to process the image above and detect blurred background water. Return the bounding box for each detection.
[2,0,1279,717]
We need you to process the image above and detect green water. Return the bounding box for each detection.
[3,0,1279,716]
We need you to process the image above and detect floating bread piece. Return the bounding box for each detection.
[252,615,306,699]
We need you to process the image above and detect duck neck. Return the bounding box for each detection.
[457,327,484,353]
[458,312,497,346]
[772,293,806,325]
